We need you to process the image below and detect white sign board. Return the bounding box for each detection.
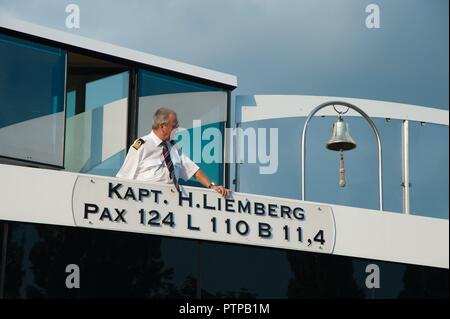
[72,176,336,254]
[1,164,447,268]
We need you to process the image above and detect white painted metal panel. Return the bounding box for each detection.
[0,164,77,226]
[0,15,237,88]
[0,163,447,269]
[239,95,449,126]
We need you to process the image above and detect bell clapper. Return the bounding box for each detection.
[339,150,346,188]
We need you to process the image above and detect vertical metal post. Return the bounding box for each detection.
[0,223,9,299]
[126,68,139,149]
[224,91,232,189]
[61,51,68,168]
[402,120,410,215]
[234,122,241,192]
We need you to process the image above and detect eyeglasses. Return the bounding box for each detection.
[165,121,179,129]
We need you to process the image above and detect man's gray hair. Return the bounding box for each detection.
[152,108,176,130]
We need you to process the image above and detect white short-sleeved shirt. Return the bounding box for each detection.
[116,131,199,184]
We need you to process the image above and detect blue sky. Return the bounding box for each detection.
[0,0,448,218]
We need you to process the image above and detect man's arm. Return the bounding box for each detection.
[178,148,230,198]
[116,146,141,179]
[193,169,229,198]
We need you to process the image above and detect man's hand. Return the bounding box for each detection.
[210,185,230,198]
[193,169,230,197]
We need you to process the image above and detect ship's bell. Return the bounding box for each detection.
[326,116,357,188]
[326,117,357,151]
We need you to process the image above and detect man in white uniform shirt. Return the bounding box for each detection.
[116,108,229,197]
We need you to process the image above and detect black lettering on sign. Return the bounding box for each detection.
[139,209,146,225]
[236,220,249,236]
[148,210,161,226]
[314,230,325,245]
[283,225,289,240]
[187,214,200,231]
[139,210,175,228]
[293,207,305,220]
[114,209,127,223]
[108,183,123,199]
[151,189,162,203]
[179,192,193,207]
[225,199,235,212]
[225,219,231,234]
[268,204,278,217]
[297,227,303,242]
[84,203,99,219]
[108,183,161,203]
[138,188,150,201]
[254,202,266,216]
[123,187,137,201]
[258,223,272,238]
[162,212,175,228]
[100,208,113,221]
[203,194,215,210]
[280,205,292,219]
[238,200,251,214]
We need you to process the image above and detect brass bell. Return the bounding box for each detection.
[326,117,357,187]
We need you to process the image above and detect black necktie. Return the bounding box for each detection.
[161,141,180,192]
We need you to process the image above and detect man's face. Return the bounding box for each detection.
[161,112,179,141]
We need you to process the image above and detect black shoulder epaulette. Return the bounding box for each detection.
[132,138,145,150]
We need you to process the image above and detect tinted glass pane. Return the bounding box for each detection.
[2,222,447,299]
[137,70,227,186]
[0,33,66,166]
[64,53,129,177]
[410,122,449,219]
[3,222,199,298]
[0,222,4,298]
[201,241,448,299]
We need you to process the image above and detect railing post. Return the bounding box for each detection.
[402,120,410,215]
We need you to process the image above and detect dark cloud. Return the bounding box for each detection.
[1,0,447,108]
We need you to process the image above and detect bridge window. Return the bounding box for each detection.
[0,34,66,166]
[137,70,228,186]
[64,52,129,176]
